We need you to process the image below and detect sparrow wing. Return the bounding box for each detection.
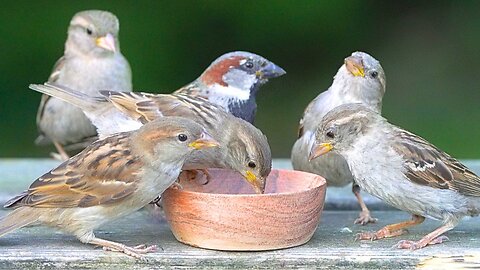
[392,130,480,197]
[6,133,142,208]
[173,83,205,98]
[35,56,67,140]
[100,91,166,123]
[101,91,224,130]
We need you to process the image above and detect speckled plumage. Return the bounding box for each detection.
[0,117,216,258]
[30,83,272,193]
[311,103,480,249]
[291,51,386,224]
[36,10,132,156]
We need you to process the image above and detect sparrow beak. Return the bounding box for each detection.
[256,62,286,79]
[188,132,219,150]
[309,142,333,161]
[344,56,365,77]
[96,33,116,53]
[244,170,266,194]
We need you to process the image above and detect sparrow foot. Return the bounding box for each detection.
[393,235,449,250]
[102,243,158,258]
[354,210,378,225]
[356,228,408,241]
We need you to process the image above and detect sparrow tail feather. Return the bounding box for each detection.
[29,83,104,112]
[0,208,39,238]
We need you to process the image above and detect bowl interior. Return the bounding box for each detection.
[177,168,325,195]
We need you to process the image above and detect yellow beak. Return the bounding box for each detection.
[344,56,365,77]
[309,142,333,161]
[96,33,116,53]
[188,133,219,150]
[245,170,266,194]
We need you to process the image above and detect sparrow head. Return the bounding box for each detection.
[226,118,272,194]
[67,10,121,56]
[198,51,286,102]
[333,51,386,112]
[134,117,219,164]
[309,103,378,161]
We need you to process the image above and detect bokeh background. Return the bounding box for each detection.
[1,1,479,158]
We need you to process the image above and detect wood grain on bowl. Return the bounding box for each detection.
[162,169,326,251]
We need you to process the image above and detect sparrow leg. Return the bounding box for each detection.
[394,220,457,250]
[89,237,157,259]
[352,183,377,225]
[356,215,425,241]
[52,141,70,161]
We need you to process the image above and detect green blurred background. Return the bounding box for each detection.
[1,1,479,158]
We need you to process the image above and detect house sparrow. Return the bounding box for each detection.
[291,52,386,225]
[174,51,286,124]
[29,83,272,194]
[309,103,480,250]
[36,10,132,160]
[0,117,218,258]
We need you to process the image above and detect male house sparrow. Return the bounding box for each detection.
[309,103,480,250]
[36,10,132,160]
[174,51,286,124]
[291,52,386,224]
[29,83,272,194]
[0,117,218,258]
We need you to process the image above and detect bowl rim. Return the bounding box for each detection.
[167,168,326,198]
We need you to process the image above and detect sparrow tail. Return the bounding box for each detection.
[29,82,105,112]
[0,208,39,238]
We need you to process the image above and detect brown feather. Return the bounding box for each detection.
[392,130,480,197]
[7,133,143,208]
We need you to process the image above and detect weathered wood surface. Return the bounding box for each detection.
[0,159,479,269]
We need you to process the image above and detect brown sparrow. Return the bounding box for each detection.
[310,103,480,250]
[0,117,218,258]
[36,10,132,160]
[174,51,285,124]
[291,52,386,225]
[30,83,271,194]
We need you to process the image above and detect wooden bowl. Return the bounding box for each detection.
[162,169,326,251]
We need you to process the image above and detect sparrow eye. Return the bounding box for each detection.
[326,130,335,139]
[244,60,254,69]
[370,71,378,78]
[86,28,93,35]
[177,134,188,142]
[247,161,256,168]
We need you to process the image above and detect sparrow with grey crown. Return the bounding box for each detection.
[310,103,480,249]
[36,10,132,160]
[174,51,285,124]
[291,52,386,225]
[0,117,218,258]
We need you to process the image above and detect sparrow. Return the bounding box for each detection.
[0,117,218,258]
[35,10,132,160]
[291,51,386,225]
[174,51,286,124]
[309,103,480,250]
[29,83,272,194]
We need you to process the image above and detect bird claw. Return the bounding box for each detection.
[354,212,378,225]
[356,228,408,241]
[355,231,378,241]
[103,244,158,259]
[393,236,449,250]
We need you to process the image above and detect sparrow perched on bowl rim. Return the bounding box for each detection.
[310,103,480,250]
[0,117,218,258]
[35,10,132,160]
[174,51,285,124]
[291,51,386,225]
